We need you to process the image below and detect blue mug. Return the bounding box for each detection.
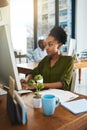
[42,94,60,116]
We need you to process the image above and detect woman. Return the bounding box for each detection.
[21,26,74,91]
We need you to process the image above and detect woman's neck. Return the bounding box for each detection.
[51,51,60,60]
[50,52,61,67]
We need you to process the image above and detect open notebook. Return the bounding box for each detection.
[40,89,79,103]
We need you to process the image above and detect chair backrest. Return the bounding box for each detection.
[68,38,76,57]
[70,70,76,92]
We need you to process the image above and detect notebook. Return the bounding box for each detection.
[14,90,27,125]
[40,89,79,103]
[61,99,87,114]
[7,92,21,124]
[7,91,27,125]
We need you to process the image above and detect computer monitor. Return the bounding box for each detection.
[0,25,22,90]
[68,38,76,57]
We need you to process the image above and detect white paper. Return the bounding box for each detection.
[61,99,87,114]
[0,88,7,95]
[40,89,79,103]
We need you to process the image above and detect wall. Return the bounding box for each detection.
[76,0,87,53]
[0,4,10,26]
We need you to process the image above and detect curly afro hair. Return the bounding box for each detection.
[49,26,67,45]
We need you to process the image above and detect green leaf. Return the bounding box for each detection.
[37,83,44,90]
[34,74,43,81]
[28,79,35,86]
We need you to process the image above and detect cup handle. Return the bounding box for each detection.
[55,97,60,107]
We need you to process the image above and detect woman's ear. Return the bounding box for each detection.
[57,43,62,49]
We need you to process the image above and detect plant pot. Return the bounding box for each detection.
[33,97,42,108]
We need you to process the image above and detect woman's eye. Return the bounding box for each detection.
[48,42,53,47]
[44,41,54,47]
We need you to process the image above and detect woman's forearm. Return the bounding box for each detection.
[44,81,63,89]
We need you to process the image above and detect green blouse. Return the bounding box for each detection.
[31,55,74,91]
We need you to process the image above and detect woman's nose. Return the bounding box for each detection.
[45,44,49,50]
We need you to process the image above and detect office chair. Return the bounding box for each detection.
[68,39,77,92]
[70,70,76,92]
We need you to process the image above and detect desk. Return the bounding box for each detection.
[0,92,87,130]
[17,62,39,74]
[74,60,87,83]
[17,60,87,84]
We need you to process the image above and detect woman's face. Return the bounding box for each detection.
[44,36,62,57]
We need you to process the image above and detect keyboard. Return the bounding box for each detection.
[0,88,7,95]
[17,89,32,94]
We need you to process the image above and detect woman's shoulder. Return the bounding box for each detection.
[41,56,49,61]
[60,55,74,62]
[38,56,49,64]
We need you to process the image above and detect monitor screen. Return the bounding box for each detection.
[68,38,76,56]
[0,25,22,90]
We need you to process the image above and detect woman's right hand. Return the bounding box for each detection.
[20,74,32,84]
[20,78,27,84]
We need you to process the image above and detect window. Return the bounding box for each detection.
[10,0,34,62]
[58,0,72,52]
[59,0,72,41]
[10,0,75,62]
[36,0,75,53]
[37,0,55,40]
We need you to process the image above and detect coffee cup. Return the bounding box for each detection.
[42,94,60,116]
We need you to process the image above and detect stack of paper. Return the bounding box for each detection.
[0,88,7,95]
[40,89,79,103]
[61,99,87,114]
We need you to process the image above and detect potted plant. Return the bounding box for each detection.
[28,74,44,108]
